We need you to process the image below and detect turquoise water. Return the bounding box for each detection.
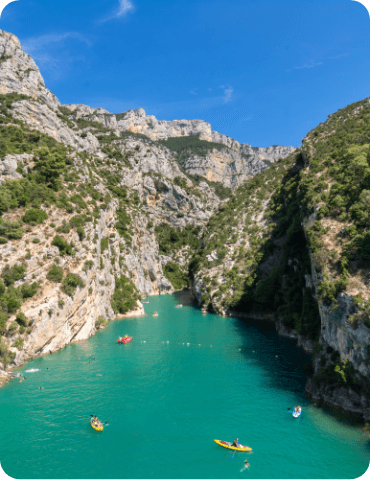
[0,293,369,479]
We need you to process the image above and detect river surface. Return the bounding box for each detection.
[0,293,369,479]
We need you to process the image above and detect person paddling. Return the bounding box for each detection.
[232,438,239,447]
[294,405,301,415]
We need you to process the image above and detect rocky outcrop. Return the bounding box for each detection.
[305,376,370,422]
[2,203,122,367]
[11,99,101,152]
[182,149,271,189]
[0,30,60,110]
[0,153,33,183]
[63,104,295,188]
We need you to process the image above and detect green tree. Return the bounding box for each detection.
[0,139,7,157]
[33,148,66,190]
[0,312,7,335]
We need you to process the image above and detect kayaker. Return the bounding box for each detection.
[294,405,301,414]
[232,438,239,447]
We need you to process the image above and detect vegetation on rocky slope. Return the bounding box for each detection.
[185,97,370,409]
[1,31,370,419]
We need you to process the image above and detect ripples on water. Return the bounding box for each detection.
[0,293,369,479]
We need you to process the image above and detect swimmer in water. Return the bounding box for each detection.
[39,387,44,390]
[240,460,250,471]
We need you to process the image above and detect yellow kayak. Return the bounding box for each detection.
[90,420,103,432]
[214,439,252,451]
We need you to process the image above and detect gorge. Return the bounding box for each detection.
[0,28,369,425]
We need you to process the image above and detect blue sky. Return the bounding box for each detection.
[0,0,369,147]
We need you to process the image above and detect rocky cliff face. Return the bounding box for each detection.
[62,104,294,189]
[0,30,59,109]
[0,29,277,377]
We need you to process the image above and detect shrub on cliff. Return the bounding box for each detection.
[163,262,189,290]
[2,264,26,286]
[62,273,85,297]
[0,312,7,335]
[101,237,109,253]
[0,220,23,240]
[46,265,63,283]
[22,208,48,225]
[20,282,38,298]
[83,260,94,272]
[51,235,74,256]
[155,224,201,255]
[111,275,138,314]
[33,148,66,191]
[77,226,85,241]
[0,341,15,367]
[15,312,27,327]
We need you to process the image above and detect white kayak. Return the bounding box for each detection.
[25,368,40,373]
[293,410,301,417]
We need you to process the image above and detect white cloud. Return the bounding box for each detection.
[22,32,92,53]
[20,33,91,81]
[220,85,233,103]
[190,88,197,95]
[286,61,323,72]
[241,115,253,122]
[99,0,134,23]
[117,0,134,17]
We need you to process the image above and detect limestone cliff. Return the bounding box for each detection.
[3,26,369,426]
[62,105,294,189]
[0,29,232,377]
[0,30,59,109]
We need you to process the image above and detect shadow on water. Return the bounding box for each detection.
[232,315,370,433]
[172,289,196,307]
[232,315,311,396]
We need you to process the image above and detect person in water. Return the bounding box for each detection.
[240,460,250,472]
[232,438,239,447]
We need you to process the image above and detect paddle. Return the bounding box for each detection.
[231,442,240,459]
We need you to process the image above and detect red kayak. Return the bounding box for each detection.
[117,336,133,344]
